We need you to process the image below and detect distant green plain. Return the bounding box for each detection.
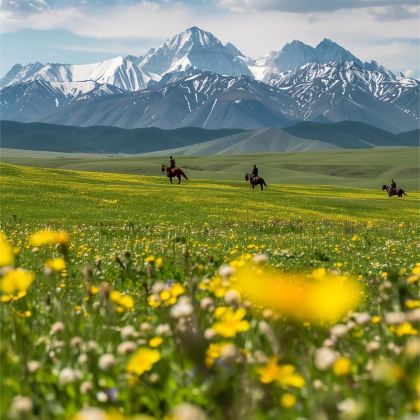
[1,147,419,189]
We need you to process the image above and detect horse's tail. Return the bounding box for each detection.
[401,189,407,196]
[180,170,188,180]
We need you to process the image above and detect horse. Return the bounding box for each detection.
[382,184,406,197]
[245,173,267,191]
[161,165,188,184]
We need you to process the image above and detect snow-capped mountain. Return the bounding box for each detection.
[139,26,252,78]
[2,66,417,133]
[0,27,418,133]
[0,79,125,122]
[0,56,157,91]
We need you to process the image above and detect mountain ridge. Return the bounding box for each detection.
[0,27,418,133]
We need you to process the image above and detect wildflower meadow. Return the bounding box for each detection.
[0,163,419,419]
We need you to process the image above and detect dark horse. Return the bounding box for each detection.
[382,184,406,197]
[161,164,188,184]
[245,173,267,191]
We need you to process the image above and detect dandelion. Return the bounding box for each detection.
[280,393,297,408]
[205,342,234,367]
[332,357,351,376]
[110,291,134,312]
[45,257,66,272]
[126,347,160,376]
[235,264,362,324]
[212,307,250,338]
[29,229,68,247]
[149,337,163,348]
[0,268,34,296]
[0,232,14,266]
[256,357,304,388]
[391,322,418,336]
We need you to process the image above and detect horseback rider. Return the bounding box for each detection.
[390,179,397,194]
[251,165,259,179]
[169,156,176,169]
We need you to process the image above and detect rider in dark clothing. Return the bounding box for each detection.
[391,179,397,193]
[251,165,258,179]
[170,156,176,169]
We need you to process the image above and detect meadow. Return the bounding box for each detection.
[0,161,419,420]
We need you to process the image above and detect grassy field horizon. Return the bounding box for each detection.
[1,160,419,419]
[1,146,419,189]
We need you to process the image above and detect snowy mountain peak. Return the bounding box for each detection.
[139,26,252,77]
[315,38,362,66]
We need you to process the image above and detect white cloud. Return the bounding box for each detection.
[0,0,419,73]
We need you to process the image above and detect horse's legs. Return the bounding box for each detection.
[177,175,181,184]
[169,176,173,184]
[260,182,263,191]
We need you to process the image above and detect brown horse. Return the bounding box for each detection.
[382,184,406,197]
[245,173,267,190]
[161,165,188,184]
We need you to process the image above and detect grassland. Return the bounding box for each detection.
[1,146,419,189]
[0,162,419,419]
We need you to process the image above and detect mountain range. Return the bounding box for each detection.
[0,26,419,134]
[2,120,417,155]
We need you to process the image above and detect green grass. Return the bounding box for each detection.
[1,147,419,189]
[0,163,419,419]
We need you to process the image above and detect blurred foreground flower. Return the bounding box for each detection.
[235,265,362,324]
[45,257,66,272]
[0,232,14,266]
[256,357,304,388]
[29,229,68,247]
[212,307,250,337]
[126,347,160,376]
[1,268,34,297]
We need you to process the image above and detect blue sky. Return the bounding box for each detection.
[1,0,419,77]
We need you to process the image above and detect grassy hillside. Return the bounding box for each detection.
[1,147,419,189]
[1,163,419,226]
[284,121,420,148]
[1,120,418,155]
[144,127,340,155]
[1,164,419,419]
[0,120,246,153]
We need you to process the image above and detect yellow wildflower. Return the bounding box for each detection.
[127,347,160,376]
[235,264,362,324]
[0,268,34,296]
[29,229,68,247]
[392,322,418,336]
[212,307,250,338]
[156,257,163,269]
[407,264,420,284]
[149,337,163,348]
[0,232,14,266]
[333,357,351,376]
[110,291,134,311]
[256,357,304,388]
[199,275,230,298]
[405,299,420,309]
[371,316,381,324]
[205,342,233,367]
[45,257,66,272]
[280,393,297,408]
[145,256,155,263]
